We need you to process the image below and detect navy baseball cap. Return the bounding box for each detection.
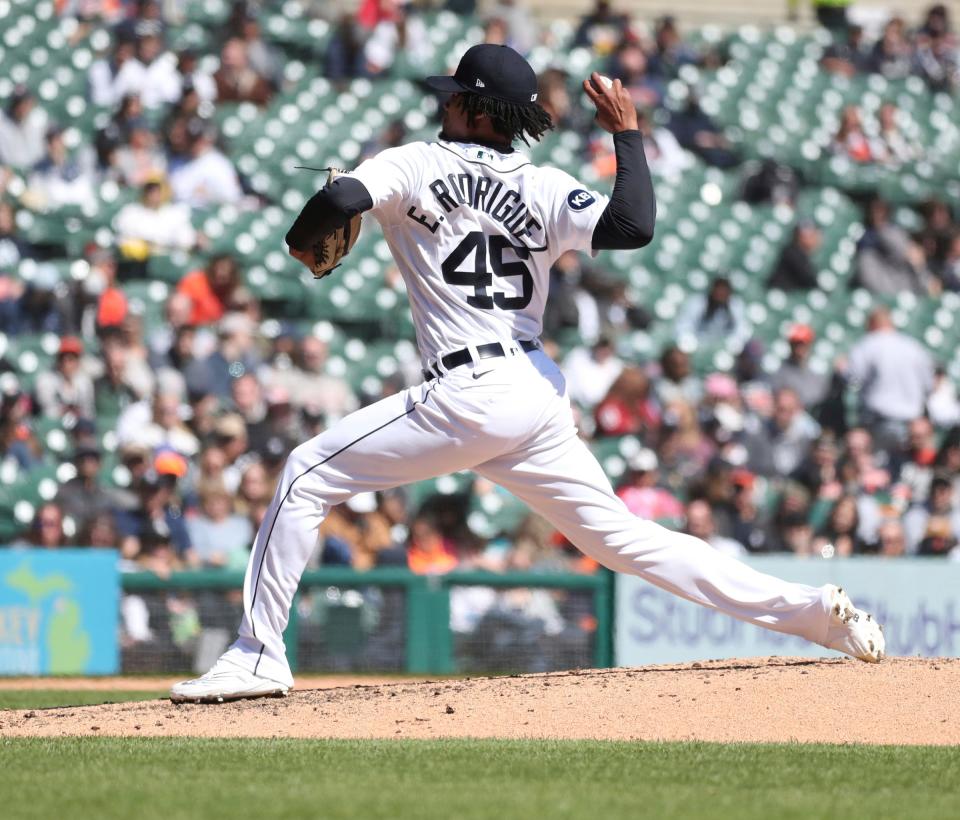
[425,44,539,105]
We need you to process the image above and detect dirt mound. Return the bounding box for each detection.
[2,658,957,745]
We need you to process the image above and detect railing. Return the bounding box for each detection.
[122,568,614,675]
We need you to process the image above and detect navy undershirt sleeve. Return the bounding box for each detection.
[285,176,374,250]
[591,130,657,250]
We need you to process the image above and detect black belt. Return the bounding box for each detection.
[422,339,538,381]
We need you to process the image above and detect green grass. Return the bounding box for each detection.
[0,690,166,709]
[0,737,958,820]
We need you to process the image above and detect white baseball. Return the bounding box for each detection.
[596,74,613,89]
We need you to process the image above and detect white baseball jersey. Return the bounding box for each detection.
[346,139,609,363]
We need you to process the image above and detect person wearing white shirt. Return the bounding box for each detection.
[561,337,624,410]
[115,180,198,253]
[169,120,243,208]
[0,87,48,170]
[137,33,182,110]
[89,34,147,108]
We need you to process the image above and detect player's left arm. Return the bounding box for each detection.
[583,72,656,251]
[285,176,373,253]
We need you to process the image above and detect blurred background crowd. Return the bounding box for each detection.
[1,0,960,585]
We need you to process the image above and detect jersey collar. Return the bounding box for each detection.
[437,139,530,173]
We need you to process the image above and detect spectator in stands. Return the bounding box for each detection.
[176,254,242,326]
[684,498,746,557]
[657,400,716,491]
[0,383,41,471]
[771,324,829,410]
[230,372,270,454]
[903,472,960,556]
[558,336,622,413]
[572,0,630,55]
[0,85,48,171]
[114,121,167,188]
[607,42,664,109]
[927,364,960,428]
[407,514,459,574]
[792,432,843,501]
[812,494,867,557]
[186,479,253,568]
[940,231,960,292]
[93,337,139,418]
[19,502,70,549]
[0,201,34,272]
[616,447,683,521]
[594,366,660,439]
[635,109,691,178]
[236,459,273,514]
[648,15,700,78]
[916,199,955,279]
[135,26,180,109]
[186,312,261,399]
[767,220,821,291]
[173,51,217,104]
[668,88,739,168]
[820,24,871,76]
[654,345,701,406]
[214,38,273,106]
[169,119,243,208]
[871,103,917,167]
[674,276,750,349]
[765,484,814,554]
[875,517,906,557]
[361,0,428,77]
[854,198,933,296]
[88,27,145,108]
[487,0,538,55]
[115,180,199,256]
[35,336,95,419]
[839,426,891,497]
[913,19,958,92]
[745,387,821,477]
[830,105,873,163]
[114,457,191,559]
[228,4,283,88]
[262,334,358,422]
[56,442,114,533]
[843,307,935,448]
[725,468,774,553]
[116,390,200,457]
[870,17,913,79]
[26,126,97,212]
[79,511,120,549]
[893,416,938,505]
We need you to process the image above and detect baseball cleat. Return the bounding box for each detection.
[822,585,885,663]
[170,657,290,703]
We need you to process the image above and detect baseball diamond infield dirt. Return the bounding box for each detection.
[1,658,958,745]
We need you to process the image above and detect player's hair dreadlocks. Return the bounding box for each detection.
[456,92,554,146]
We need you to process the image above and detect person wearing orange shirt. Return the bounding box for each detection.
[176,254,241,325]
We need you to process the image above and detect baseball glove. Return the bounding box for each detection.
[300,168,363,280]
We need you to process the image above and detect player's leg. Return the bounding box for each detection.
[172,376,502,700]
[475,427,884,661]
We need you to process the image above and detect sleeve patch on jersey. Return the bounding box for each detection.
[567,189,596,211]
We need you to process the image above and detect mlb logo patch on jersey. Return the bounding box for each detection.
[567,189,596,211]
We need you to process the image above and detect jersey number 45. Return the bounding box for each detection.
[441,231,533,311]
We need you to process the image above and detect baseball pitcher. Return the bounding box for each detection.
[172,45,883,703]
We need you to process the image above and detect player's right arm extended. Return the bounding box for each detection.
[285,176,373,251]
[590,130,656,250]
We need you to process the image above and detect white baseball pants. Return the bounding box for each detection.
[223,347,833,686]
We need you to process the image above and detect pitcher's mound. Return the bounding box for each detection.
[2,657,957,745]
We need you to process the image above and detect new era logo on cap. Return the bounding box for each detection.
[425,44,539,107]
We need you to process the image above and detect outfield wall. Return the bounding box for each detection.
[616,557,960,665]
[3,550,958,676]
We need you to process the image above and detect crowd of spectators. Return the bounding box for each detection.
[1,0,960,597]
